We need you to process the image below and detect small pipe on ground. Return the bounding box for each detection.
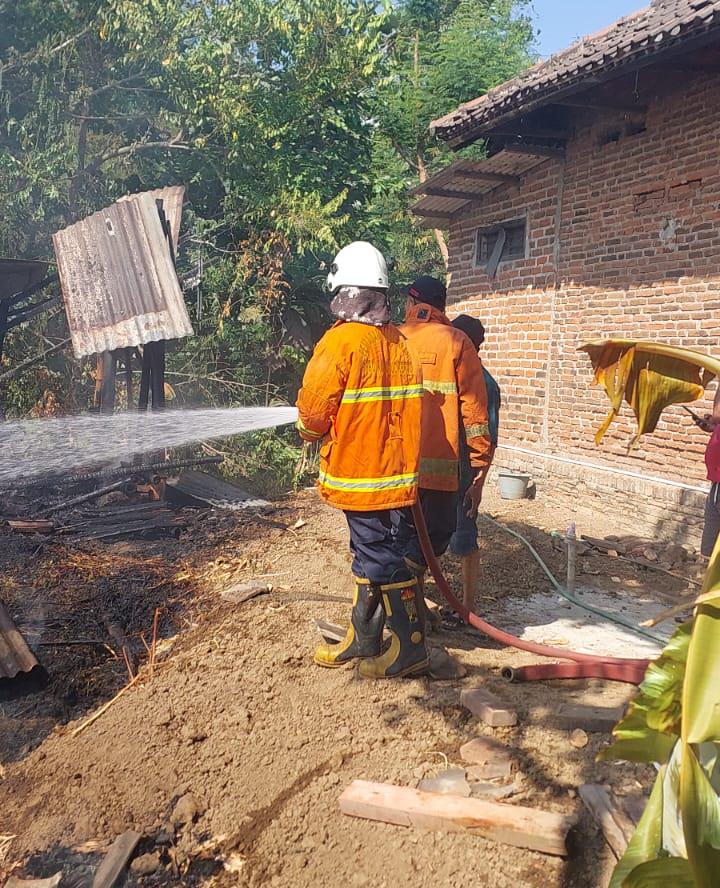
[566,522,577,596]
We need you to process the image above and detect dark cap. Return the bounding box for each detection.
[407,275,447,310]
[452,314,485,349]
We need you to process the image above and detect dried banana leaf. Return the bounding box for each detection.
[579,340,720,448]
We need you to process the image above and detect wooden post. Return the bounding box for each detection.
[150,340,166,410]
[94,351,117,413]
[123,347,133,407]
[138,346,151,411]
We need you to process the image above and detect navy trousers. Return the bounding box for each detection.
[395,488,457,570]
[344,510,412,585]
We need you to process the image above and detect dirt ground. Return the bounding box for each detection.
[0,483,702,888]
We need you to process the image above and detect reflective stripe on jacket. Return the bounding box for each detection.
[400,303,492,491]
[296,321,422,510]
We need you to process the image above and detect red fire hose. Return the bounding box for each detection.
[411,502,650,685]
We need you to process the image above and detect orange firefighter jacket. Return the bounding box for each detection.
[400,302,492,491]
[296,321,422,511]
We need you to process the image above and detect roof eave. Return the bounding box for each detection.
[432,14,720,150]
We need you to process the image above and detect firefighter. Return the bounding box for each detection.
[449,315,501,615]
[397,276,493,592]
[295,241,429,678]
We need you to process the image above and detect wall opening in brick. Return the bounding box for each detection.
[474,218,527,277]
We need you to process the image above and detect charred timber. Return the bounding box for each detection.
[62,455,223,486]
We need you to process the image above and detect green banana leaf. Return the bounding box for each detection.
[663,742,688,859]
[680,743,720,886]
[683,538,720,745]
[600,623,691,765]
[622,857,695,887]
[610,771,665,888]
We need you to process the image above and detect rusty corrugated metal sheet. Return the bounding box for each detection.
[117,185,185,252]
[432,0,720,143]
[53,190,193,358]
[0,258,49,301]
[165,470,270,511]
[0,600,39,680]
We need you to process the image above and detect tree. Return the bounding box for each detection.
[0,0,535,438]
[372,0,535,272]
[0,0,388,412]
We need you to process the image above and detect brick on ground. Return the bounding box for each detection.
[459,737,514,780]
[460,686,517,727]
[556,704,625,733]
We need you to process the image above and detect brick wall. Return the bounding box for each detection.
[447,72,720,542]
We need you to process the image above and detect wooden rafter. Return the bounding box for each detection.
[488,127,569,141]
[555,99,647,114]
[502,143,565,159]
[453,169,520,186]
[409,166,519,198]
[410,207,457,219]
[420,186,477,201]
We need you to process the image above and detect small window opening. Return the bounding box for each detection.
[475,219,526,277]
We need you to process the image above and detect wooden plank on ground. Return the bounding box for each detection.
[579,784,636,859]
[92,830,141,888]
[339,780,573,856]
[460,686,517,726]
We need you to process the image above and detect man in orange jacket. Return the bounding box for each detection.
[398,276,493,587]
[295,241,429,679]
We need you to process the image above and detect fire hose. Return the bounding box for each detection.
[410,501,651,685]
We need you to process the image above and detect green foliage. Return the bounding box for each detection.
[603,544,720,888]
[0,0,535,487]
[600,622,690,765]
[367,0,535,271]
[622,857,695,888]
[217,427,315,497]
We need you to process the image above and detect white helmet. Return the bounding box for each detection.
[326,241,388,293]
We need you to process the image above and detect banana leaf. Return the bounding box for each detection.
[608,507,720,887]
[600,622,690,765]
[579,340,720,448]
[681,744,720,885]
[622,857,695,887]
[683,534,720,746]
[610,770,665,888]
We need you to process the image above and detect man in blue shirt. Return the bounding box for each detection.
[449,315,501,614]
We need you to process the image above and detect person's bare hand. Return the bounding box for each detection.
[463,478,484,518]
[699,414,719,432]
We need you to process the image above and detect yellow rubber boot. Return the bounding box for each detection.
[314,579,384,668]
[358,580,429,679]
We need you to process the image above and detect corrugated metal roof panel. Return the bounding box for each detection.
[117,185,185,252]
[0,600,39,680]
[432,0,720,143]
[409,154,547,226]
[165,470,270,511]
[53,190,193,358]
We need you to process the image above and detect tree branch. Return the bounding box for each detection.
[417,153,449,270]
[1,23,93,73]
[388,136,419,172]
[94,139,193,169]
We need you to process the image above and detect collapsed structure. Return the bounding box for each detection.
[412,0,720,541]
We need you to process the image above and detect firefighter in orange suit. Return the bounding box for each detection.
[398,276,493,584]
[295,242,429,678]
